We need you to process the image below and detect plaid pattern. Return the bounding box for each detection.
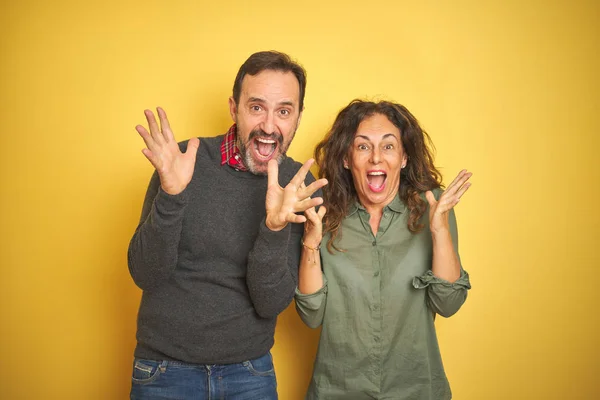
[220,124,247,171]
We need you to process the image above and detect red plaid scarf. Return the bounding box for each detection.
[220,124,247,172]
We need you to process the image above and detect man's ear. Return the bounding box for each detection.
[228,97,237,123]
[296,108,304,130]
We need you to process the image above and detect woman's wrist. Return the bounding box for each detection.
[429,215,450,235]
[301,237,321,265]
[301,238,321,250]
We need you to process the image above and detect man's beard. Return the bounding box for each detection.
[238,128,294,175]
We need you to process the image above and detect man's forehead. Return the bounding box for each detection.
[240,70,300,105]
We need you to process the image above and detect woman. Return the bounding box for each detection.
[295,100,472,399]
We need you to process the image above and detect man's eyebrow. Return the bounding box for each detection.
[246,98,296,109]
[278,100,295,107]
[247,97,266,103]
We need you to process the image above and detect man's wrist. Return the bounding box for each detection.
[265,217,286,232]
[160,180,187,196]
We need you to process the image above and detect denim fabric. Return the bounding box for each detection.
[130,352,277,399]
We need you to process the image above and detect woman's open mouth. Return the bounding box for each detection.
[367,171,387,192]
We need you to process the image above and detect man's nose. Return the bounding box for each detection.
[260,111,275,135]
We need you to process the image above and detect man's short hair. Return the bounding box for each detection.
[232,51,307,111]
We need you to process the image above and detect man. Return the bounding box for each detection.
[128,51,327,399]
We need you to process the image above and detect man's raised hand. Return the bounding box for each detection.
[135,107,200,195]
[265,159,328,231]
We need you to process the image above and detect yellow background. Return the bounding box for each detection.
[1,0,598,398]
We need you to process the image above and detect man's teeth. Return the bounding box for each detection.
[255,137,277,158]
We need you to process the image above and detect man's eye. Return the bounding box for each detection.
[384,144,394,150]
[280,109,290,116]
[358,144,369,150]
[251,105,262,112]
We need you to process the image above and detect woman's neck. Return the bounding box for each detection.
[364,205,384,236]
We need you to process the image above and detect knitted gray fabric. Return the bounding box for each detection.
[128,134,315,364]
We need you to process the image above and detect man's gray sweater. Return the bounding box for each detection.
[128,134,314,364]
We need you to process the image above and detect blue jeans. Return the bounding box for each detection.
[130,352,278,400]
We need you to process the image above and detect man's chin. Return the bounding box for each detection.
[245,152,283,175]
[248,164,268,176]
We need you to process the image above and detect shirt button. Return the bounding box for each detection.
[374,336,380,343]
[372,241,376,246]
[374,270,379,277]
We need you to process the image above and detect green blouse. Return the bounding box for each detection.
[295,193,471,399]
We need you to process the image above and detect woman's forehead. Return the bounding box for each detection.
[354,114,400,139]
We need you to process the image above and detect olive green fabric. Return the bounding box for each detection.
[295,193,471,399]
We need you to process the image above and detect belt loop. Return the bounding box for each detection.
[159,360,168,373]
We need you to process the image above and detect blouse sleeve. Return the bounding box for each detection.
[294,274,328,329]
[412,206,471,317]
[413,269,471,317]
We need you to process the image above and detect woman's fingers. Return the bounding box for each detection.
[455,182,472,201]
[306,205,326,224]
[430,170,473,215]
[441,171,472,201]
[317,205,327,219]
[425,190,437,207]
[445,170,471,193]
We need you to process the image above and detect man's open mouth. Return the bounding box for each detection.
[367,171,387,192]
[253,137,278,160]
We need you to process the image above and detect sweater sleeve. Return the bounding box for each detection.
[246,170,321,319]
[127,170,188,290]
